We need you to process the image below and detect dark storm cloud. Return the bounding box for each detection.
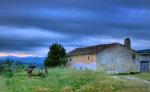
[0,37,44,52]
[0,31,44,52]
[0,28,67,54]
[0,0,150,56]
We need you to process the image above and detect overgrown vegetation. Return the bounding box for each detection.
[0,59,28,78]
[45,43,67,67]
[0,68,149,92]
[0,59,13,73]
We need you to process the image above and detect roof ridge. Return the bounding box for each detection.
[75,42,121,49]
[68,42,124,56]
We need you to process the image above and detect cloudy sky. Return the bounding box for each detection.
[0,0,150,56]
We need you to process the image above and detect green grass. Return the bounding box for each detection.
[133,73,150,81]
[0,68,150,92]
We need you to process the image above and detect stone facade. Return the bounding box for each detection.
[96,45,140,74]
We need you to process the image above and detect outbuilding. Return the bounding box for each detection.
[138,50,150,72]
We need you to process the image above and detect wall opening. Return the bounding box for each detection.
[88,56,90,60]
[132,54,136,59]
[70,58,72,62]
[86,67,88,70]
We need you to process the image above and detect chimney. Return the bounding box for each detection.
[124,38,131,49]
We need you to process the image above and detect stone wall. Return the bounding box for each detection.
[96,45,140,74]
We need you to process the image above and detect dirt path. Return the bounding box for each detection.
[112,75,150,85]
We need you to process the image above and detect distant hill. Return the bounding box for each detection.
[137,49,150,53]
[0,56,46,68]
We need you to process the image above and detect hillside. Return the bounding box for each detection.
[137,49,150,53]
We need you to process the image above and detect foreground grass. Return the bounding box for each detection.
[0,68,150,92]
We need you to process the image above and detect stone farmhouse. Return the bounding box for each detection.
[67,38,150,74]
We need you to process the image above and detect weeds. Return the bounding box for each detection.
[0,67,149,92]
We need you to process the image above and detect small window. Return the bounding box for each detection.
[88,56,90,60]
[86,67,88,70]
[70,58,72,62]
[80,67,82,70]
[132,54,136,59]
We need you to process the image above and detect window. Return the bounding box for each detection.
[86,67,88,70]
[132,54,136,59]
[88,56,90,60]
[70,58,72,62]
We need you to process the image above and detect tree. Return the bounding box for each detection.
[44,43,67,67]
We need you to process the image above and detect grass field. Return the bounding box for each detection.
[0,68,150,92]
